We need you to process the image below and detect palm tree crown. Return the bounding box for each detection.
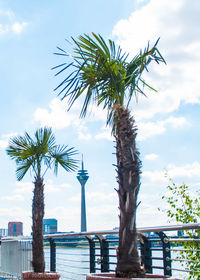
[7,127,78,181]
[53,33,165,130]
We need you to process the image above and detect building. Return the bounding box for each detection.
[0,228,8,237]
[8,222,23,236]
[43,219,57,234]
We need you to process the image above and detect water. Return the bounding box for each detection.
[45,247,90,280]
[44,247,187,280]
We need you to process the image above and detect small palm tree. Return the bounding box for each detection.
[53,33,166,277]
[6,127,78,273]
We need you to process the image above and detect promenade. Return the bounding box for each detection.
[0,223,199,280]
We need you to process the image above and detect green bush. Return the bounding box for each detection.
[160,175,200,280]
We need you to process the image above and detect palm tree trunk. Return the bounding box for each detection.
[115,106,145,278]
[32,176,45,272]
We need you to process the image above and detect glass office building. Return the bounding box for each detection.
[43,219,57,234]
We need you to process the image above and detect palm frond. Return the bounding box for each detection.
[7,127,78,181]
[53,33,166,128]
[16,158,35,181]
[54,62,74,76]
[51,63,67,71]
[50,145,78,175]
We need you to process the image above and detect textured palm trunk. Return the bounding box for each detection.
[115,106,145,278]
[32,176,45,272]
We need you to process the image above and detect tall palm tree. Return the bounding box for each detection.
[53,33,166,277]
[6,127,78,273]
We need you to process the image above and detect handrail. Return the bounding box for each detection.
[43,223,200,239]
[1,223,199,241]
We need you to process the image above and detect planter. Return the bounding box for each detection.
[22,271,60,280]
[86,273,182,280]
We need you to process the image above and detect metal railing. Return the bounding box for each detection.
[0,223,199,280]
[0,237,32,280]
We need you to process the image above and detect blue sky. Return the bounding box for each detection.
[0,0,200,235]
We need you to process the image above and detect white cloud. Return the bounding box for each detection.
[165,116,188,128]
[95,126,113,141]
[87,192,116,202]
[167,161,200,179]
[142,161,200,187]
[185,41,200,54]
[5,10,15,20]
[112,0,183,53]
[88,105,107,122]
[0,139,8,149]
[12,22,27,34]
[144,153,158,161]
[37,98,187,142]
[77,124,92,140]
[112,0,200,119]
[0,24,9,35]
[0,132,19,149]
[137,199,168,228]
[0,10,27,36]
[45,206,80,231]
[34,98,80,129]
[49,202,117,232]
[70,190,118,230]
[2,132,19,139]
[45,180,72,193]
[0,194,24,201]
[0,206,31,234]
[34,98,79,129]
[34,97,108,130]
[14,180,72,194]
[139,161,200,227]
[32,94,188,143]
[14,181,33,194]
[0,207,29,218]
[142,170,167,183]
[71,191,117,204]
[33,99,187,142]
[137,116,187,140]
[88,203,117,217]
[138,121,165,140]
[78,132,91,140]
[59,183,72,189]
[34,98,109,141]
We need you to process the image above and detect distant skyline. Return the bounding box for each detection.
[0,0,200,235]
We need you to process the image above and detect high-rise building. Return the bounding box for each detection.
[8,222,23,236]
[0,228,8,237]
[43,219,57,234]
[77,158,89,232]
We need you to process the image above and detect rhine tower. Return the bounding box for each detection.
[77,157,89,232]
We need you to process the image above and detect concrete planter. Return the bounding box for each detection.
[22,271,60,280]
[86,273,182,280]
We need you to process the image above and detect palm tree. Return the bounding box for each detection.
[6,127,78,273]
[53,33,166,277]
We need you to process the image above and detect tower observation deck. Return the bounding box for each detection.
[77,158,89,232]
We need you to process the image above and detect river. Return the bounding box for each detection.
[44,247,187,280]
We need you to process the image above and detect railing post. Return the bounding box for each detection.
[86,236,96,273]
[49,238,56,272]
[157,232,172,276]
[140,233,152,273]
[96,235,109,272]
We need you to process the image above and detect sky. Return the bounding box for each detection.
[0,0,200,235]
